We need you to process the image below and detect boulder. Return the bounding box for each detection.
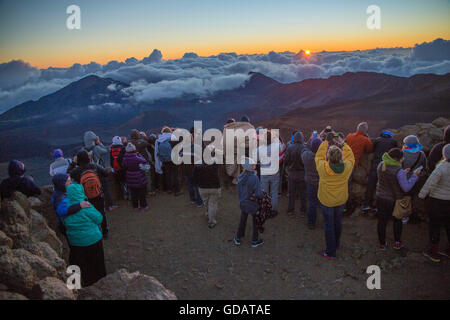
[30,209,63,256]
[23,241,67,275]
[432,117,450,128]
[0,291,29,300]
[78,269,177,300]
[0,230,13,249]
[32,277,75,300]
[0,248,57,296]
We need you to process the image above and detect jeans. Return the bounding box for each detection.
[320,204,344,257]
[199,188,221,225]
[260,173,280,211]
[163,162,180,193]
[185,176,203,205]
[129,186,147,209]
[363,165,378,206]
[236,211,259,242]
[428,197,450,245]
[376,197,402,245]
[306,183,319,226]
[287,173,307,213]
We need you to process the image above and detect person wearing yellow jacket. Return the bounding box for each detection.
[315,137,355,259]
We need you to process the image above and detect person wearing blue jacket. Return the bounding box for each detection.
[234,157,264,247]
[51,173,91,239]
[63,183,106,287]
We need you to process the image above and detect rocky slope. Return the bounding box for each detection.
[0,190,176,300]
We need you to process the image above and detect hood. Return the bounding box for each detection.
[308,137,322,153]
[156,132,172,143]
[382,152,401,167]
[67,183,87,203]
[8,160,25,177]
[237,170,253,184]
[444,125,450,144]
[293,132,304,144]
[329,161,345,174]
[84,131,99,151]
[52,173,69,193]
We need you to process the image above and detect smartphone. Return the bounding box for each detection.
[313,131,317,137]
[413,165,423,173]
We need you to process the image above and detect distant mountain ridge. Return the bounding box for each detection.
[1,71,449,162]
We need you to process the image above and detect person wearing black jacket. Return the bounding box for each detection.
[183,128,204,207]
[67,150,110,238]
[428,125,450,172]
[361,130,398,211]
[110,136,126,199]
[0,160,41,200]
[193,160,221,229]
[284,131,307,215]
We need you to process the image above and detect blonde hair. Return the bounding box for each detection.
[327,145,343,164]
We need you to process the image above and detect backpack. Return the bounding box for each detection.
[80,170,102,199]
[111,147,122,171]
[158,139,172,163]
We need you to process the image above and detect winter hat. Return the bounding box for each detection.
[242,157,256,171]
[443,144,450,160]
[381,130,393,138]
[402,135,423,153]
[309,137,322,153]
[357,122,369,135]
[53,149,63,159]
[240,115,250,123]
[112,136,123,146]
[126,142,136,152]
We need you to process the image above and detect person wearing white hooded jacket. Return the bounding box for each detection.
[155,126,181,195]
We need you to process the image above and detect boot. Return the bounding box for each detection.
[438,244,450,258]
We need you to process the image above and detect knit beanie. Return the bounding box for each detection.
[53,149,63,159]
[112,136,123,146]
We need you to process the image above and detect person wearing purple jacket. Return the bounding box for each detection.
[376,148,421,250]
[122,143,149,211]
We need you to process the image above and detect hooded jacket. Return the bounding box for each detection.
[284,132,306,177]
[301,141,321,186]
[63,184,103,247]
[130,130,152,163]
[122,151,148,189]
[0,160,41,200]
[427,125,450,171]
[222,121,256,158]
[51,174,82,225]
[84,131,110,168]
[237,170,263,215]
[315,141,355,207]
[49,157,71,177]
[345,130,373,167]
[154,132,173,174]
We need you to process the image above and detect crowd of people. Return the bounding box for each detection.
[1,116,449,285]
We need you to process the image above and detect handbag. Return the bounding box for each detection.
[392,196,412,219]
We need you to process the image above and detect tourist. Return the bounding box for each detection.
[63,183,106,287]
[49,149,71,176]
[122,143,149,211]
[184,126,203,207]
[234,157,264,247]
[155,126,181,195]
[419,144,450,262]
[68,150,110,238]
[284,131,307,216]
[315,136,355,259]
[427,125,450,172]
[376,148,420,251]
[110,136,126,199]
[301,134,322,229]
[0,160,41,200]
[361,130,398,211]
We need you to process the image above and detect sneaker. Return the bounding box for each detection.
[197,203,204,208]
[360,205,371,211]
[423,249,441,263]
[140,206,149,211]
[251,239,264,248]
[319,251,336,260]
[379,244,386,251]
[234,237,241,246]
[174,192,183,197]
[402,217,409,224]
[393,241,404,250]
[286,210,294,217]
[208,222,216,229]
[133,207,140,211]
[438,247,450,258]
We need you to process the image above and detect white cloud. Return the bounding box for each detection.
[1,38,449,113]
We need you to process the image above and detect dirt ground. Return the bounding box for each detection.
[103,185,450,300]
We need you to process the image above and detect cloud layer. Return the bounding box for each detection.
[1,38,449,114]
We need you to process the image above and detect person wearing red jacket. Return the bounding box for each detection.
[345,122,374,167]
